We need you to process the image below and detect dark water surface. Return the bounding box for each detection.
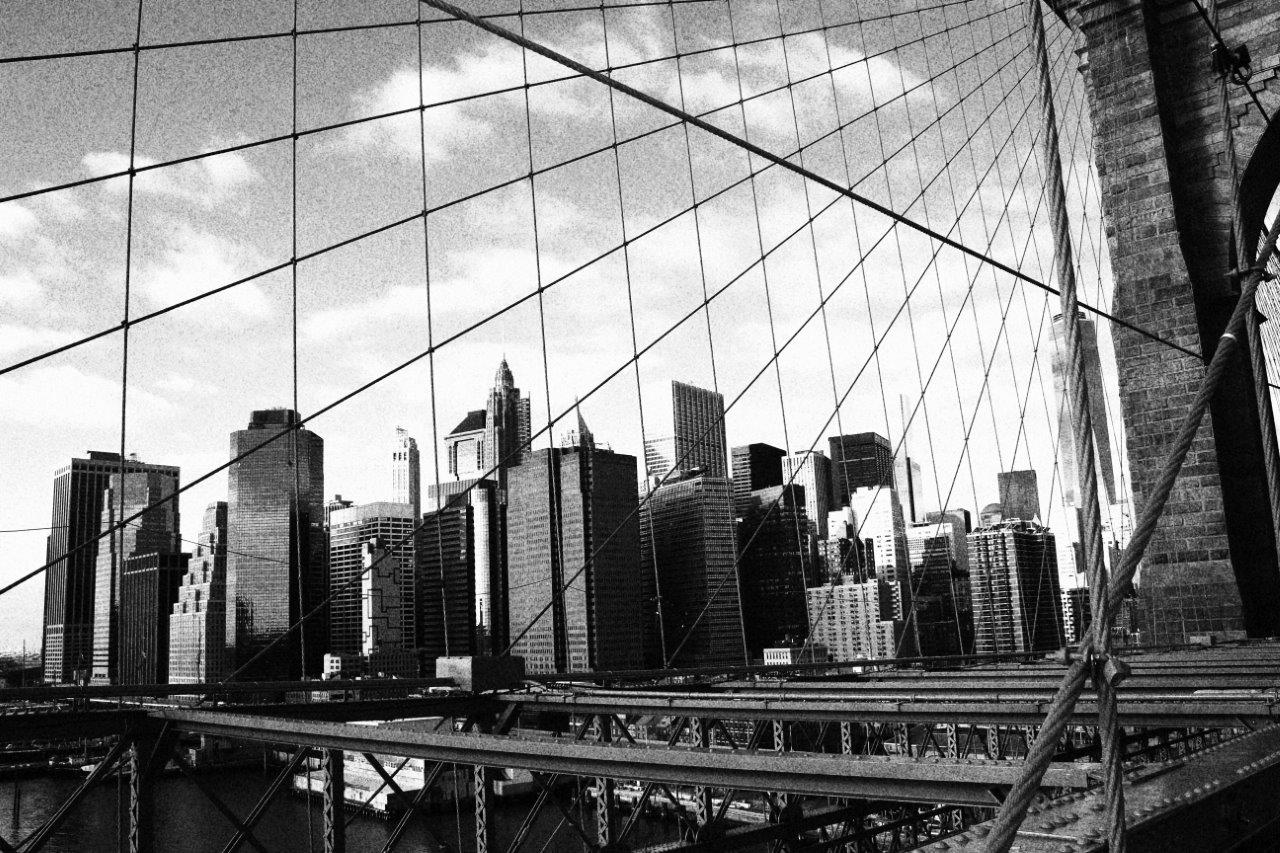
[0,769,687,852]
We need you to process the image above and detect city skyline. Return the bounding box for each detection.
[7,352,1122,655]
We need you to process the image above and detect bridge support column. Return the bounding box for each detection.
[769,719,790,822]
[689,718,712,840]
[128,722,173,853]
[475,764,494,853]
[596,715,616,849]
[322,749,345,853]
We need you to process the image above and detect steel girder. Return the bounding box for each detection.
[150,709,1094,807]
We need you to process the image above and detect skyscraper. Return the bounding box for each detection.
[967,519,1064,654]
[42,452,177,684]
[997,469,1041,523]
[169,503,229,684]
[415,502,480,659]
[806,578,900,661]
[893,455,924,523]
[119,551,190,685]
[359,539,405,655]
[507,414,645,673]
[91,464,180,683]
[642,474,745,668]
[906,521,973,656]
[428,478,505,655]
[328,502,416,656]
[1062,585,1092,645]
[443,358,531,489]
[846,486,910,620]
[225,408,326,680]
[1051,312,1116,506]
[828,433,894,508]
[736,485,811,658]
[730,443,785,514]
[782,450,831,541]
[645,381,727,481]
[391,427,421,519]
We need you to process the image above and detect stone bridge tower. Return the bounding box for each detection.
[1049,0,1280,643]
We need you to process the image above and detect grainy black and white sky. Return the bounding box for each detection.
[0,0,1126,651]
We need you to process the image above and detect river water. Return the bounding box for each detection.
[0,769,688,852]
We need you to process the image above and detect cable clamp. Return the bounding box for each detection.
[1092,654,1130,688]
[1211,42,1253,84]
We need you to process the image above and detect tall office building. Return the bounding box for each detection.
[730,443,785,514]
[391,427,421,519]
[1051,312,1116,506]
[169,503,229,684]
[328,502,416,656]
[967,519,1065,654]
[997,470,1041,523]
[42,452,177,684]
[428,478,505,654]
[828,433,894,508]
[906,521,973,656]
[736,485,811,658]
[782,450,831,541]
[893,456,924,523]
[846,486,910,620]
[358,540,405,655]
[1062,585,1092,645]
[324,495,354,527]
[645,381,727,481]
[119,551,190,685]
[415,503,479,659]
[508,415,644,673]
[225,408,326,680]
[90,464,181,683]
[443,358,532,489]
[642,474,745,668]
[806,578,900,661]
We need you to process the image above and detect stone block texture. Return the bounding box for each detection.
[1063,0,1280,644]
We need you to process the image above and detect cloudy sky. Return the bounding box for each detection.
[0,0,1132,653]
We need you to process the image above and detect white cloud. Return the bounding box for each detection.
[82,148,260,204]
[0,323,80,355]
[136,224,271,318]
[0,271,42,305]
[0,202,38,239]
[0,363,172,429]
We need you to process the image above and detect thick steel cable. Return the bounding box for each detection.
[1022,3,1125,847]
[986,195,1280,853]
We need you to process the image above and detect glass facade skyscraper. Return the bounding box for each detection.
[828,433,895,509]
[225,408,326,680]
[43,452,177,684]
[508,419,644,673]
[91,465,180,683]
[119,551,189,685]
[645,381,728,481]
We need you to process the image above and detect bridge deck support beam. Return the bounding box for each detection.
[322,749,345,853]
[475,764,493,853]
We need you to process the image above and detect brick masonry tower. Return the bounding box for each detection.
[1051,0,1280,643]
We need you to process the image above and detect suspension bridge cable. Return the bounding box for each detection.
[0,6,1020,609]
[800,21,1077,655]
[508,21,1061,661]
[0,0,1018,380]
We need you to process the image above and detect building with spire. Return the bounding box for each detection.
[443,358,532,490]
